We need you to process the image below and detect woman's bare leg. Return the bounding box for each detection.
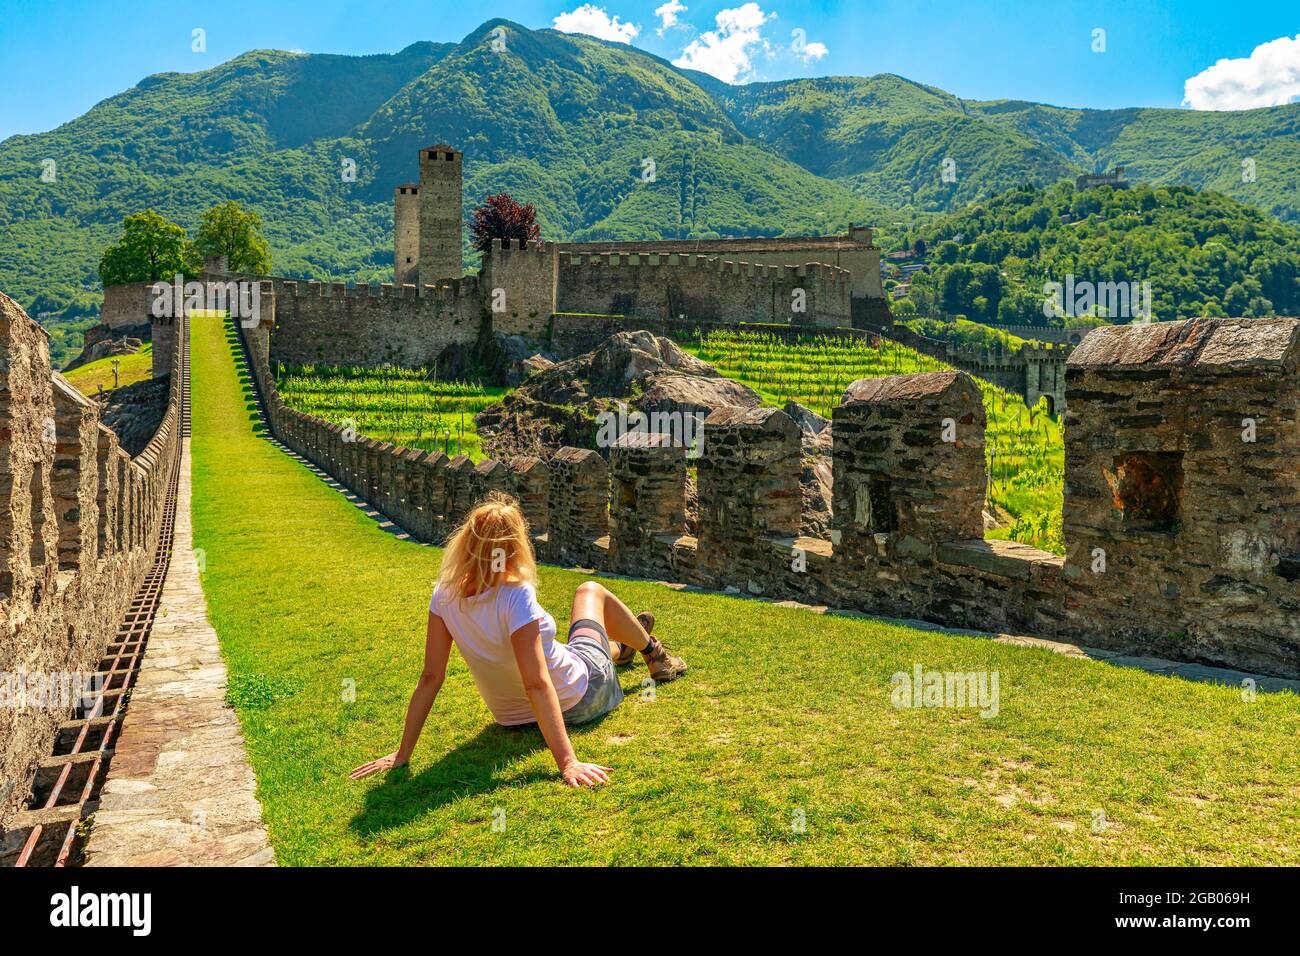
[572,581,687,682]
[570,580,648,650]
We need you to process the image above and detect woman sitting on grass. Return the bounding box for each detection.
[350,495,687,788]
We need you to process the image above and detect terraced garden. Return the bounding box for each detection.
[275,363,505,461]
[276,331,1065,554]
[680,330,1064,553]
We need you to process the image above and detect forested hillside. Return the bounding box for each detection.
[2,17,1297,324]
[898,182,1300,325]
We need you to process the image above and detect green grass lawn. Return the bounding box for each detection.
[63,343,153,398]
[190,314,1299,866]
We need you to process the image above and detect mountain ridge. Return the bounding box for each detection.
[2,18,1297,315]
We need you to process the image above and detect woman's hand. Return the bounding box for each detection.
[561,760,612,788]
[349,752,407,779]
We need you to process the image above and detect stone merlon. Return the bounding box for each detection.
[1068,316,1300,370]
[841,368,979,405]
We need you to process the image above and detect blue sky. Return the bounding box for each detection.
[1,0,1298,140]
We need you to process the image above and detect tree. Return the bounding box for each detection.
[911,237,927,258]
[193,201,271,274]
[934,240,960,264]
[98,210,197,286]
[469,193,540,252]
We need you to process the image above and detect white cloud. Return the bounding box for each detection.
[791,31,827,63]
[655,1,688,36]
[801,41,828,62]
[672,2,774,83]
[552,4,640,44]
[1183,34,1300,110]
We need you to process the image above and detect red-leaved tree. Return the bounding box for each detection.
[469,193,541,252]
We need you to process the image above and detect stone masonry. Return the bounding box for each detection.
[1058,317,1300,673]
[1,291,183,834]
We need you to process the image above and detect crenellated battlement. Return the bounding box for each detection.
[556,250,851,285]
[489,238,549,253]
[556,250,852,328]
[241,312,1300,680]
[0,291,184,831]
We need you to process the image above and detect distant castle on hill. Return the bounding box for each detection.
[1076,167,1130,191]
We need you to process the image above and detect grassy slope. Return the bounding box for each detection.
[190,314,1298,865]
[62,344,152,396]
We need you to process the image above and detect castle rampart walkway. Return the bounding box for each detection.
[83,414,273,864]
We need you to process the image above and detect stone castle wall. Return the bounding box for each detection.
[259,277,482,368]
[215,244,859,376]
[556,252,852,329]
[481,239,557,340]
[101,282,155,333]
[1058,317,1300,670]
[0,291,183,833]
[558,228,884,300]
[888,323,1071,413]
[242,301,1300,679]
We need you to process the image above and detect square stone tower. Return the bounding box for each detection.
[418,144,462,284]
[394,183,420,285]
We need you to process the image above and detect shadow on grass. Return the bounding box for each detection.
[221,321,267,436]
[348,695,629,836]
[348,723,556,836]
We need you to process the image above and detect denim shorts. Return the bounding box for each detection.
[562,619,626,725]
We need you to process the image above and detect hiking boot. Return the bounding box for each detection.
[609,611,654,667]
[645,640,687,683]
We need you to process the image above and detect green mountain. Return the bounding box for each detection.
[898,181,1300,324]
[1,17,1297,323]
[717,77,1300,222]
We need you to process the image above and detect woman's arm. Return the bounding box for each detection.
[509,620,612,788]
[349,612,453,779]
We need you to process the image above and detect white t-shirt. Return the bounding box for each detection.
[431,581,588,726]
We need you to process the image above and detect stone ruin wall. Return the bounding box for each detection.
[886,322,1070,413]
[0,292,184,833]
[555,251,852,330]
[242,275,483,369]
[242,302,1300,680]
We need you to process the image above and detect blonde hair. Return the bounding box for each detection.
[436,493,537,604]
